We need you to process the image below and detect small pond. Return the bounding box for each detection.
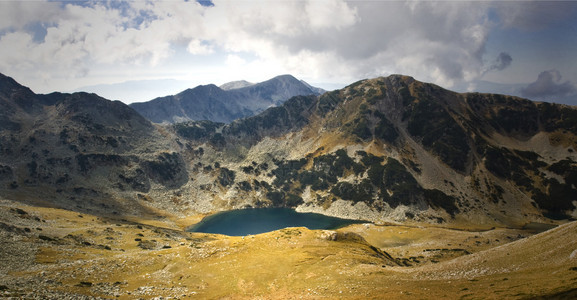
[188,208,365,236]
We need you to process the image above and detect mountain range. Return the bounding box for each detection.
[129,74,324,124]
[2,71,577,298]
[1,72,576,226]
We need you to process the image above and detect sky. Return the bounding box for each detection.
[0,0,576,105]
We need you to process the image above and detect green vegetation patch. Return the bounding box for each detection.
[331,180,374,204]
[485,145,577,219]
[218,167,236,187]
[373,111,399,143]
[143,152,187,188]
[423,189,459,217]
[404,95,469,172]
[225,95,316,138]
[76,153,129,174]
[343,107,399,144]
[271,158,307,188]
[265,148,457,215]
[539,102,577,133]
[317,91,342,115]
[346,117,372,141]
[174,120,221,140]
[266,191,303,207]
[486,95,540,135]
[379,158,423,208]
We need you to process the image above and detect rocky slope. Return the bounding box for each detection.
[1,73,576,228]
[130,74,324,124]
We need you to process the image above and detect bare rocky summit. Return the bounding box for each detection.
[219,80,254,90]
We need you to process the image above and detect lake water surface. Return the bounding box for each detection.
[188,208,365,236]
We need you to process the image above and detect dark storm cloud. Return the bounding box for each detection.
[521,70,577,99]
[491,52,512,71]
[481,52,512,76]
[496,1,577,31]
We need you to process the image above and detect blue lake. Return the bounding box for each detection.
[188,208,365,236]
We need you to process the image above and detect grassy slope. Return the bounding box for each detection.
[1,200,576,299]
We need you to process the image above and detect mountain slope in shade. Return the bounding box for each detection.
[130,74,324,124]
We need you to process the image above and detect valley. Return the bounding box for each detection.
[1,199,576,299]
[1,72,577,298]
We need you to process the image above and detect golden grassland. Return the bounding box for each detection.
[1,202,576,299]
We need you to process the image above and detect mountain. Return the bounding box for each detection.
[2,72,577,299]
[1,72,576,226]
[129,75,324,124]
[172,75,577,225]
[219,80,254,90]
[300,79,327,95]
[0,73,183,216]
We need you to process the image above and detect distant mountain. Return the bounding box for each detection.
[300,79,326,95]
[1,72,576,226]
[219,80,254,90]
[130,75,325,124]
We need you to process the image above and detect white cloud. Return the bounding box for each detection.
[0,0,572,99]
[225,54,246,67]
[0,0,211,90]
[194,0,496,87]
[187,39,214,55]
[521,70,577,100]
[305,0,358,31]
[0,1,62,30]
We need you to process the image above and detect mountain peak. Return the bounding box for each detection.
[220,80,254,91]
[272,74,298,81]
[0,73,34,96]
